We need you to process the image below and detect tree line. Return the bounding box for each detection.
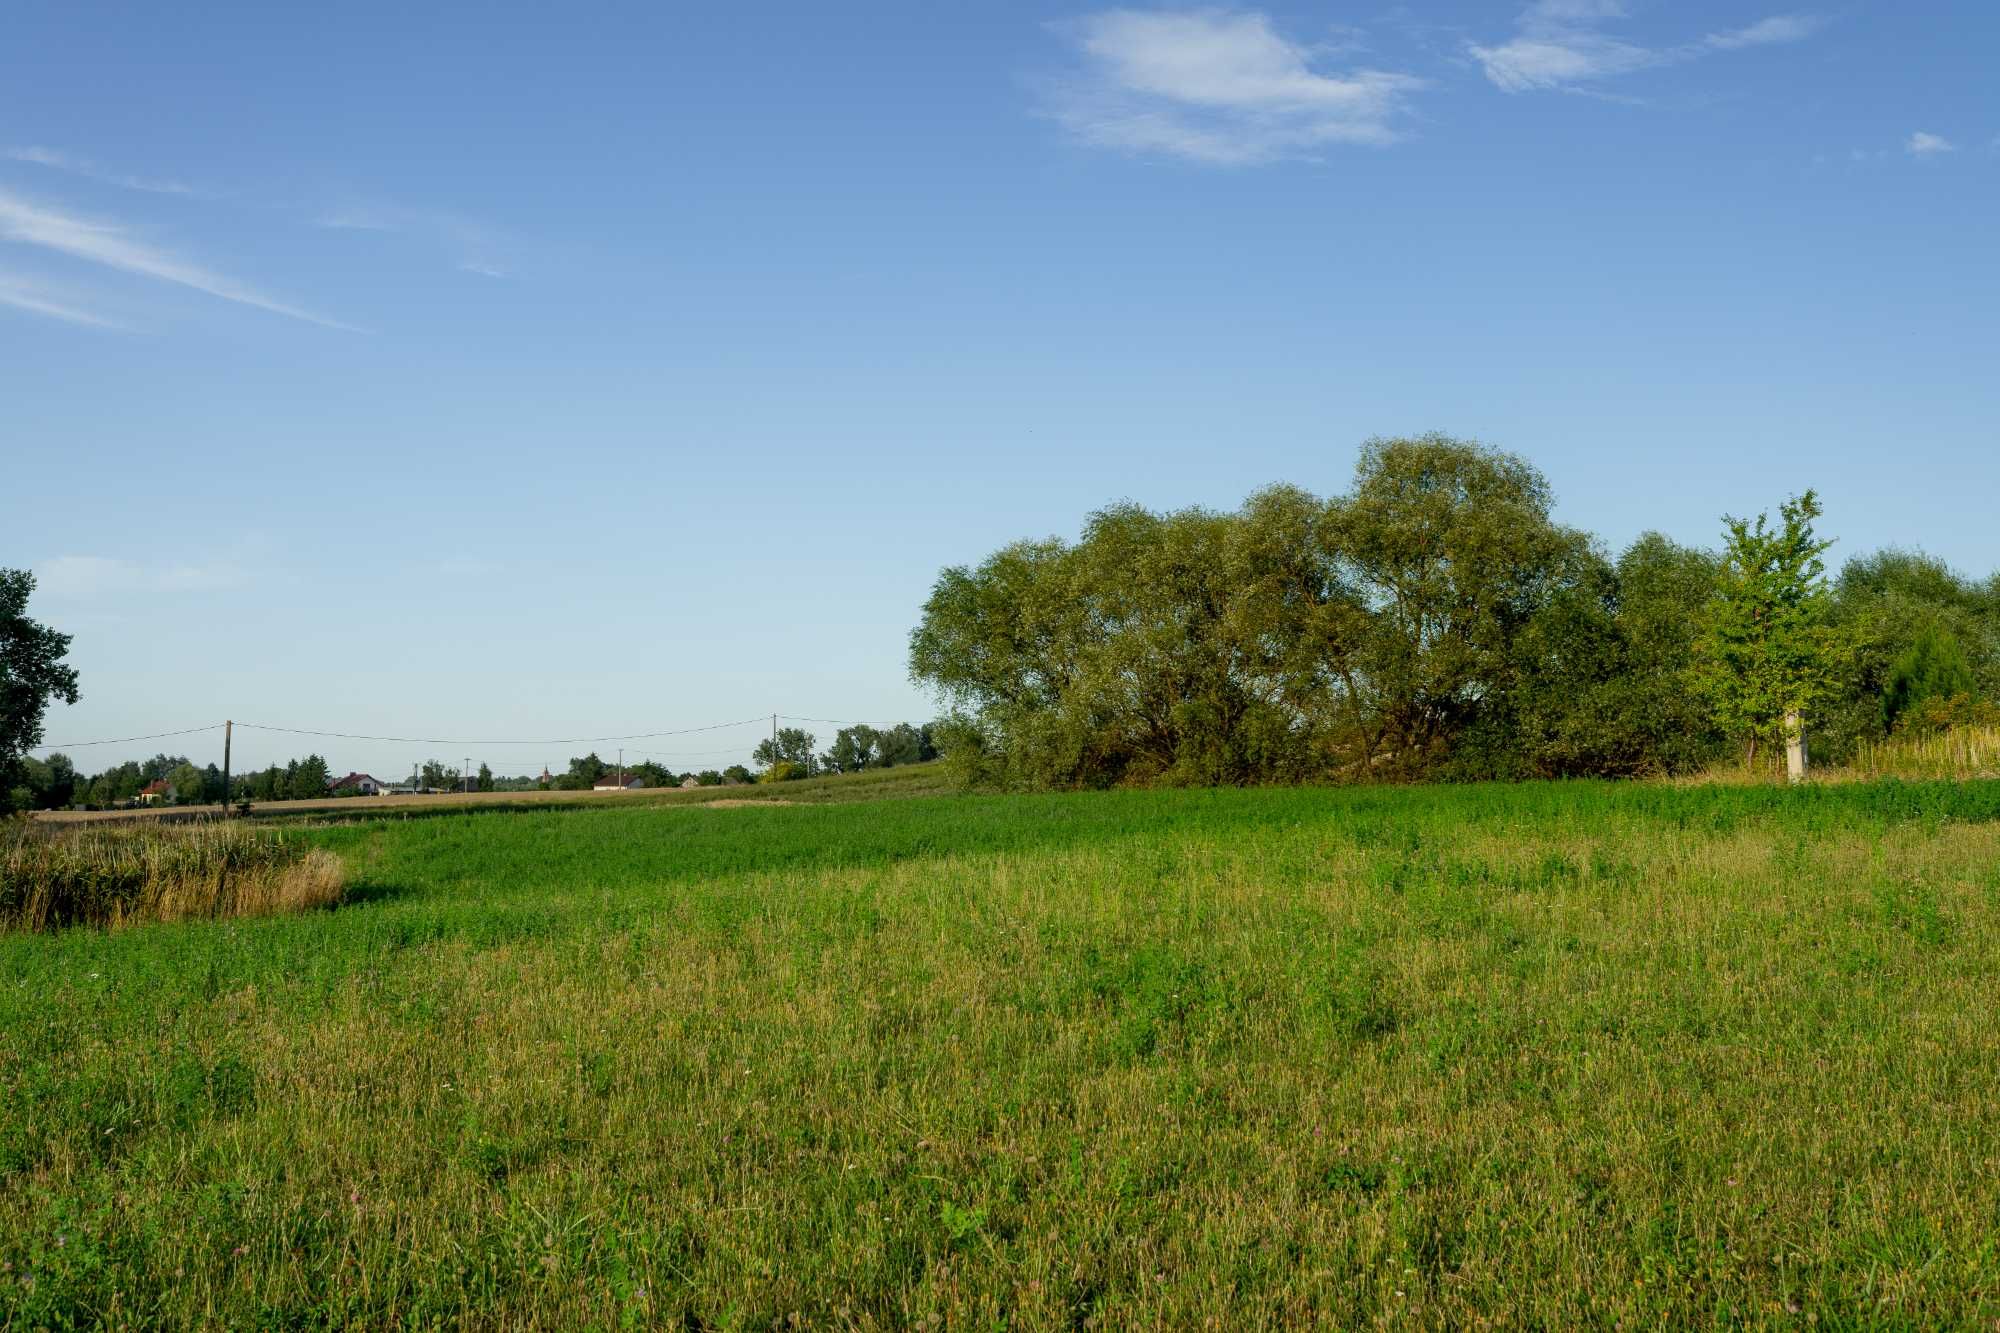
[8,730,942,812]
[910,435,1999,788]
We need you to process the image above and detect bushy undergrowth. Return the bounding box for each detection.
[0,819,344,931]
[6,780,2000,1326]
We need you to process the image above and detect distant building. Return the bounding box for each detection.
[137,779,175,805]
[593,774,644,791]
[332,773,387,796]
[680,775,702,789]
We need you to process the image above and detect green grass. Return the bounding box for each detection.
[6,779,2000,1327]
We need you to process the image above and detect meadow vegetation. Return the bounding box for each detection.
[1,820,344,932]
[5,778,2000,1326]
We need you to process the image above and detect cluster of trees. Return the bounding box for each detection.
[13,751,341,810]
[750,723,938,780]
[911,435,1999,788]
[544,753,754,790]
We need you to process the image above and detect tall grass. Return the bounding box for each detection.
[0,819,345,931]
[1850,724,2000,780]
[7,781,2000,1325]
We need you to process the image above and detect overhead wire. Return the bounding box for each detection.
[30,712,919,759]
[27,723,225,750]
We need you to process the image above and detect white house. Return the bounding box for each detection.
[332,772,388,796]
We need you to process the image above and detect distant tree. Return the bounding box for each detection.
[1,569,80,812]
[695,769,724,786]
[166,762,206,805]
[17,752,78,810]
[562,753,607,790]
[752,728,816,773]
[722,764,752,785]
[202,763,224,803]
[476,762,494,792]
[292,754,332,799]
[1694,491,1844,770]
[874,723,936,767]
[1882,627,1978,734]
[822,725,879,773]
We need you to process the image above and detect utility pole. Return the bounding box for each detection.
[772,713,778,772]
[617,747,624,789]
[221,719,232,815]
[1784,712,1808,784]
[464,756,472,794]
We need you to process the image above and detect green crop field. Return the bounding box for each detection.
[6,778,2000,1328]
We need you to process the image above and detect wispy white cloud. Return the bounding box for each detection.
[0,187,360,331]
[1041,10,1426,165]
[1705,15,1824,51]
[4,146,197,196]
[1471,5,1822,93]
[34,554,251,600]
[0,271,129,330]
[315,201,510,277]
[1906,131,1955,156]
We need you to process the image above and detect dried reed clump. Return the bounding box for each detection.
[0,820,347,932]
[1850,724,2000,781]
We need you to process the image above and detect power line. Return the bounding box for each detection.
[232,716,771,747]
[28,723,224,751]
[29,711,926,756]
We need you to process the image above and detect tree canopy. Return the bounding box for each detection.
[1,569,80,813]
[912,438,1994,788]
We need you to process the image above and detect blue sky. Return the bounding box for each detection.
[6,0,1996,778]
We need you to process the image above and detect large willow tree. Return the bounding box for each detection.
[911,435,1718,787]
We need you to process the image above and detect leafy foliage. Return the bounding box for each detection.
[1692,492,1845,766]
[912,436,1717,786]
[0,570,80,812]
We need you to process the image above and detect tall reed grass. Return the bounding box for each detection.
[0,819,345,931]
[1849,723,2000,780]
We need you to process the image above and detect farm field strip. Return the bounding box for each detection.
[4,780,2000,1327]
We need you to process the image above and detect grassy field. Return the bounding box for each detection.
[35,762,955,826]
[6,779,2000,1327]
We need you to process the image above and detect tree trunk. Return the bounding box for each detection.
[1784,711,1808,784]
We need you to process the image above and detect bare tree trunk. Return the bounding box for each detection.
[1784,711,1808,784]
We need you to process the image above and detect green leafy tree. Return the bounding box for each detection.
[722,764,752,784]
[476,762,494,792]
[1881,627,1977,734]
[874,723,936,767]
[1332,435,1591,774]
[284,754,329,799]
[1495,534,1723,778]
[561,753,606,790]
[16,752,78,810]
[1694,491,1844,768]
[753,729,816,773]
[822,725,879,773]
[1,570,80,811]
[166,762,206,805]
